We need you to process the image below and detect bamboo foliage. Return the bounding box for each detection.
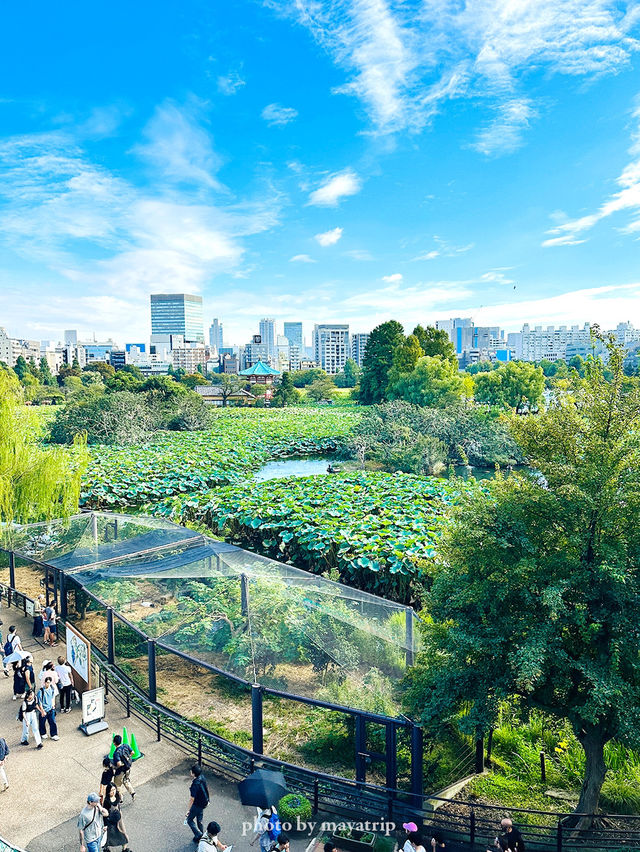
[0,370,87,523]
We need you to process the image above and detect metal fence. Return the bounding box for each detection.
[3,564,640,851]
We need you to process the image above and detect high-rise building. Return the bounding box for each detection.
[209,318,224,353]
[351,333,370,367]
[150,294,204,344]
[313,324,350,374]
[64,330,78,345]
[436,317,474,355]
[258,318,276,358]
[283,322,303,351]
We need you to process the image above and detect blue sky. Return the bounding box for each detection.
[1,0,639,346]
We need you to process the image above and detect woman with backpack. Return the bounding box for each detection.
[18,688,42,748]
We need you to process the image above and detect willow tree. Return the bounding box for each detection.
[404,337,640,819]
[0,369,86,523]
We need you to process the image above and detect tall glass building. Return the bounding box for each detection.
[150,294,204,344]
[283,322,303,350]
[258,318,276,357]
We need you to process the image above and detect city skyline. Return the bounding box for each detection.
[1,1,640,342]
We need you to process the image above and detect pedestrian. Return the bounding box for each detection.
[78,792,108,852]
[12,661,26,701]
[251,806,280,852]
[500,819,525,852]
[112,734,135,801]
[18,688,43,749]
[0,734,9,792]
[55,655,74,712]
[21,654,35,693]
[103,782,132,851]
[186,763,210,843]
[3,625,22,656]
[33,594,45,638]
[46,602,58,646]
[198,820,229,852]
[402,823,419,852]
[100,756,115,803]
[36,676,59,740]
[272,833,290,852]
[0,620,9,677]
[487,838,510,852]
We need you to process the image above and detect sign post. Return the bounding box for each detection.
[79,686,108,736]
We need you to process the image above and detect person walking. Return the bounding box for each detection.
[251,807,280,852]
[12,661,26,701]
[0,734,9,792]
[21,654,35,693]
[78,792,108,852]
[55,655,74,712]
[112,734,135,801]
[4,625,22,656]
[18,688,42,749]
[46,602,58,646]
[198,821,229,852]
[36,676,59,740]
[103,782,132,851]
[499,819,525,852]
[0,621,9,678]
[99,756,115,803]
[185,764,210,843]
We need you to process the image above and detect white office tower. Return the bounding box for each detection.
[259,318,276,358]
[209,318,224,354]
[313,324,350,374]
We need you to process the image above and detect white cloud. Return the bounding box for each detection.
[344,248,374,260]
[269,0,639,147]
[132,100,224,190]
[261,103,299,126]
[471,99,537,156]
[308,169,362,206]
[544,104,640,245]
[480,269,515,285]
[315,227,343,246]
[217,71,246,95]
[289,253,317,262]
[411,238,474,261]
[382,272,403,282]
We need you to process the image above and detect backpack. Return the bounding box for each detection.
[193,776,210,808]
[3,634,14,656]
[268,814,282,842]
[116,744,133,771]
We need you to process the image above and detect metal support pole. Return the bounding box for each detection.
[126,691,130,718]
[470,810,476,848]
[53,568,59,611]
[540,751,547,784]
[405,609,415,667]
[410,724,424,806]
[475,733,485,774]
[148,640,157,703]
[556,819,563,852]
[114,518,118,539]
[59,571,67,619]
[355,714,367,783]
[107,608,115,665]
[486,729,493,765]
[385,722,397,791]
[156,710,161,742]
[91,512,98,544]
[313,778,319,815]
[241,574,249,617]
[44,564,50,605]
[9,552,15,589]
[251,684,264,754]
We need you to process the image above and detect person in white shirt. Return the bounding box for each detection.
[54,655,74,713]
[199,821,229,852]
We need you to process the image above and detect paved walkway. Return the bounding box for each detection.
[27,760,319,852]
[0,613,184,849]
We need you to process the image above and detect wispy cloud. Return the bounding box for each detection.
[269,0,639,148]
[289,253,317,262]
[132,100,224,190]
[315,226,343,246]
[217,71,246,96]
[411,237,474,261]
[382,272,402,282]
[344,248,374,260]
[308,169,362,206]
[261,103,299,126]
[544,103,640,245]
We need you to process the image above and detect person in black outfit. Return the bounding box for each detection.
[186,764,210,843]
[500,819,525,852]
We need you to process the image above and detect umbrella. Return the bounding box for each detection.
[238,768,288,809]
[3,649,27,665]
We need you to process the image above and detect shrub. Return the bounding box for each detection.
[277,793,312,822]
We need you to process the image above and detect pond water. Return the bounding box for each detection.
[254,456,507,482]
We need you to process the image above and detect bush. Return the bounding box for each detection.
[277,793,312,822]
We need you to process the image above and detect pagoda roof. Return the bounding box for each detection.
[239,360,280,376]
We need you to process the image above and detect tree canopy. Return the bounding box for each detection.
[358,320,404,404]
[412,325,457,366]
[388,355,468,408]
[404,339,640,817]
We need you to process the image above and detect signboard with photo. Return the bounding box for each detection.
[81,687,105,726]
[25,599,34,617]
[65,622,91,692]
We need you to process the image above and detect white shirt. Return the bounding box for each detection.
[55,663,72,687]
[7,632,21,651]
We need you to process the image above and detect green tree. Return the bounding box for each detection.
[272,372,301,407]
[180,373,209,389]
[139,375,186,398]
[121,364,144,380]
[106,371,144,392]
[500,361,544,413]
[466,361,494,375]
[386,334,424,390]
[217,373,245,407]
[388,355,466,408]
[473,370,505,407]
[404,339,640,818]
[0,370,86,522]
[412,325,457,366]
[334,358,361,388]
[306,377,337,402]
[84,361,115,381]
[13,355,28,382]
[292,368,327,387]
[569,354,586,376]
[359,320,404,404]
[50,391,153,444]
[38,356,55,386]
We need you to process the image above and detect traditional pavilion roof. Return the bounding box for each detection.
[238,360,280,376]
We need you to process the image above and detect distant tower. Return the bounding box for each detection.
[259,318,276,358]
[150,294,204,344]
[209,318,224,354]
